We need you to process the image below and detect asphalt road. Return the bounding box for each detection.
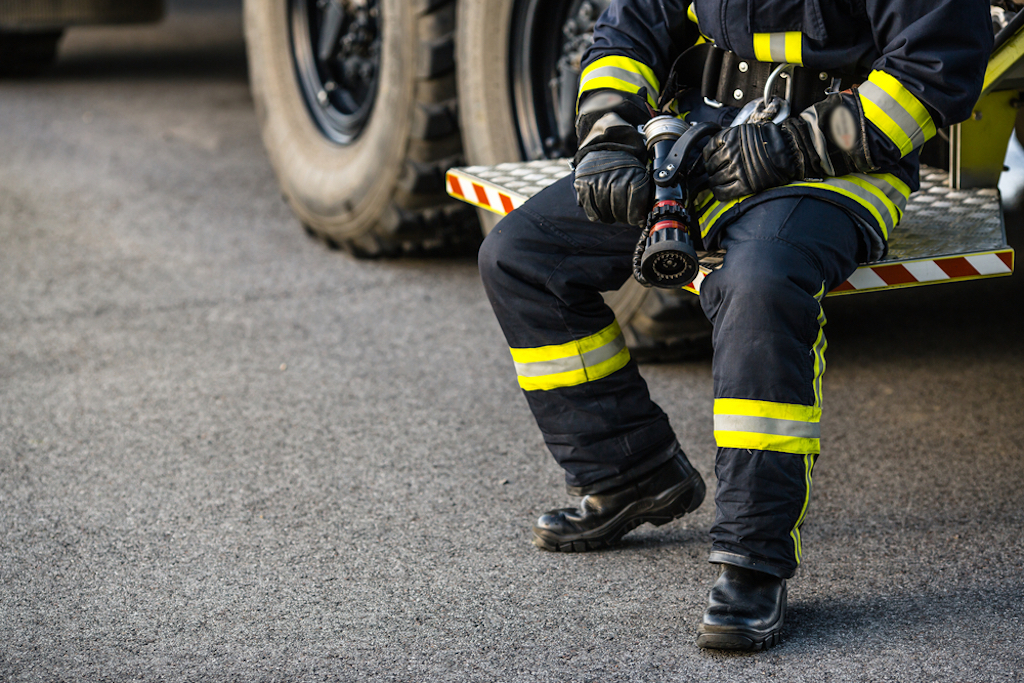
[2,3,1023,681]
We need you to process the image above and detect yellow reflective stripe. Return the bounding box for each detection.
[790,454,815,565]
[784,32,803,65]
[687,2,697,24]
[811,283,827,408]
[714,398,821,455]
[714,431,820,455]
[869,70,936,139]
[715,398,821,424]
[578,56,660,108]
[510,320,620,364]
[858,70,936,157]
[510,321,631,392]
[753,32,803,65]
[517,347,630,391]
[699,173,906,241]
[789,173,906,240]
[752,33,772,62]
[699,194,750,238]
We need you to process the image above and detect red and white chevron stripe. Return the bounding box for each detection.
[829,251,1015,294]
[446,172,523,215]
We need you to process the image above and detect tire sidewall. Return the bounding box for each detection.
[455,0,653,324]
[244,0,413,238]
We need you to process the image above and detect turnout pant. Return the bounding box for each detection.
[478,175,866,578]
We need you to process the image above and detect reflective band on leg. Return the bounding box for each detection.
[811,282,827,408]
[698,173,908,245]
[790,453,816,565]
[511,321,631,391]
[714,399,821,455]
[858,70,936,157]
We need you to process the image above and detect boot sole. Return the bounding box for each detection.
[532,472,706,552]
[696,601,786,652]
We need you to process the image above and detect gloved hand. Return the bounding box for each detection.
[702,121,803,202]
[703,94,876,202]
[573,150,653,227]
[572,89,653,227]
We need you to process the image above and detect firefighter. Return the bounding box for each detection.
[478,0,992,650]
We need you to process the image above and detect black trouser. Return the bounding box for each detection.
[478,175,865,578]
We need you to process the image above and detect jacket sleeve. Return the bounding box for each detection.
[578,0,697,110]
[855,0,993,169]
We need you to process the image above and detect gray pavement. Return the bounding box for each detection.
[2,3,1023,681]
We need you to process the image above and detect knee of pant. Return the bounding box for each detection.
[700,242,813,324]
[478,211,530,292]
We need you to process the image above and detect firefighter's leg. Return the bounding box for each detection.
[695,196,866,650]
[478,174,705,550]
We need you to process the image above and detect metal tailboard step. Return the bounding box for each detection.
[446,161,1014,296]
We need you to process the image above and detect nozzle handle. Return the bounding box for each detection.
[652,121,721,188]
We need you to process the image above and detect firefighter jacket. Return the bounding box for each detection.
[577,0,993,256]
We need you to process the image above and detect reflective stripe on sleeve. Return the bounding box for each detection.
[510,321,631,391]
[714,398,821,455]
[858,70,937,157]
[753,32,803,65]
[578,56,659,109]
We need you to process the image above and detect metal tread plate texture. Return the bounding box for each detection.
[446,162,1014,296]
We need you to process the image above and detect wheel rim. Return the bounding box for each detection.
[289,0,382,145]
[509,0,611,160]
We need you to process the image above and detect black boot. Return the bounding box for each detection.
[696,564,787,651]
[532,452,705,552]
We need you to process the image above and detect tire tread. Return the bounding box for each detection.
[284,0,478,258]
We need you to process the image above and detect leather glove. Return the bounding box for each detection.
[702,121,803,202]
[573,149,653,227]
[703,94,876,203]
[572,89,653,227]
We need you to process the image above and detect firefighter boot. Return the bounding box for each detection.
[532,452,705,552]
[696,564,787,651]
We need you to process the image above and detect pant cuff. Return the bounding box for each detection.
[708,550,795,579]
[566,440,681,496]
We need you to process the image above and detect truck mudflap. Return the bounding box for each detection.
[446,161,1014,297]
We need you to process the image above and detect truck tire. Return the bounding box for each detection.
[244,0,478,257]
[455,0,712,360]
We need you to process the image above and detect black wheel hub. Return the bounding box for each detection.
[510,0,611,160]
[290,0,382,145]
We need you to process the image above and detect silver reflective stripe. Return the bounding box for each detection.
[852,173,908,215]
[580,66,654,93]
[817,177,896,235]
[714,414,822,439]
[858,81,927,150]
[702,199,734,227]
[513,333,626,378]
[769,33,787,62]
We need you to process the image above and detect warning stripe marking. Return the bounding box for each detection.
[445,170,525,216]
[445,167,1014,297]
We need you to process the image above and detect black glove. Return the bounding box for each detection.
[702,121,804,202]
[572,89,653,227]
[703,94,877,203]
[574,150,653,227]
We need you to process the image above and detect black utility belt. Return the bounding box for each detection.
[661,44,863,114]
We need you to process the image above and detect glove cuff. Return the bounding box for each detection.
[803,92,878,175]
[575,89,651,164]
